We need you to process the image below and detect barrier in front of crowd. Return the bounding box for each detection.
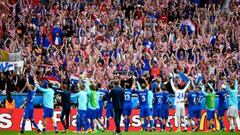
[0,94,240,109]
[0,109,239,131]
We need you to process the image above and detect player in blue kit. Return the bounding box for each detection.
[194,85,205,131]
[161,86,172,132]
[136,77,154,132]
[71,83,88,133]
[106,84,114,131]
[216,84,228,131]
[187,85,197,131]
[123,77,136,132]
[96,83,108,130]
[153,87,164,131]
[20,77,41,134]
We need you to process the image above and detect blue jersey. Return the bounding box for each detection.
[106,90,112,106]
[137,90,148,106]
[162,91,170,108]
[154,92,164,107]
[25,90,36,109]
[187,91,197,106]
[124,89,133,104]
[196,91,204,109]
[98,89,108,107]
[216,89,228,109]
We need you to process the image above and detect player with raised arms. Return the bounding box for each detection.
[20,75,41,134]
[170,76,190,132]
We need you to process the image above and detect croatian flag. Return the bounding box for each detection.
[44,76,60,88]
[70,74,80,84]
[186,20,196,36]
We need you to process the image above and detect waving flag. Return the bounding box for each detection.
[210,33,217,46]
[70,74,80,84]
[186,20,196,36]
[44,76,60,88]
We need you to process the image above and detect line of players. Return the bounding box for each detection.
[20,75,239,134]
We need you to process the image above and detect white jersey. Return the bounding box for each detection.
[171,79,190,106]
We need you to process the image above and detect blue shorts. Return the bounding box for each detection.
[218,107,227,117]
[153,106,161,117]
[96,107,103,119]
[86,109,96,119]
[43,106,54,118]
[140,106,151,117]
[123,103,132,116]
[207,109,215,121]
[76,110,87,128]
[106,104,114,118]
[23,107,34,119]
[195,106,202,119]
[188,106,196,119]
[161,106,169,119]
[77,110,87,118]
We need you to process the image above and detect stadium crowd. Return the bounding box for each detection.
[0,0,240,134]
[0,0,239,93]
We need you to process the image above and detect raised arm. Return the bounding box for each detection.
[234,79,238,92]
[201,84,207,96]
[183,80,191,93]
[207,83,216,94]
[170,78,177,93]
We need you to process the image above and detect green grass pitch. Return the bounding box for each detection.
[0,131,238,135]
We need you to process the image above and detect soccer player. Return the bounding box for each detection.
[194,85,205,131]
[226,78,239,132]
[96,83,107,131]
[201,82,216,132]
[187,85,197,131]
[216,84,228,131]
[86,81,98,132]
[162,85,172,132]
[136,77,154,132]
[106,86,114,131]
[170,77,190,132]
[153,87,164,131]
[35,79,58,133]
[71,83,88,133]
[20,77,41,134]
[123,79,135,132]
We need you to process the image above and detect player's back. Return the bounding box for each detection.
[154,92,163,107]
[42,88,55,109]
[99,89,108,106]
[137,90,148,106]
[228,88,238,107]
[217,89,228,108]
[174,90,185,106]
[187,91,197,106]
[78,91,88,110]
[124,89,133,104]
[26,90,36,108]
[162,91,170,108]
[106,90,113,107]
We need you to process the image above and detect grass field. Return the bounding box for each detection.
[0,131,238,135]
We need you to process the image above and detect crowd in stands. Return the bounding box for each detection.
[0,0,240,94]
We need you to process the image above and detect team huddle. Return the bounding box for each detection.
[20,73,239,134]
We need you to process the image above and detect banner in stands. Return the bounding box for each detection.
[0,61,24,72]
[9,51,22,61]
[0,109,239,131]
[0,50,10,61]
